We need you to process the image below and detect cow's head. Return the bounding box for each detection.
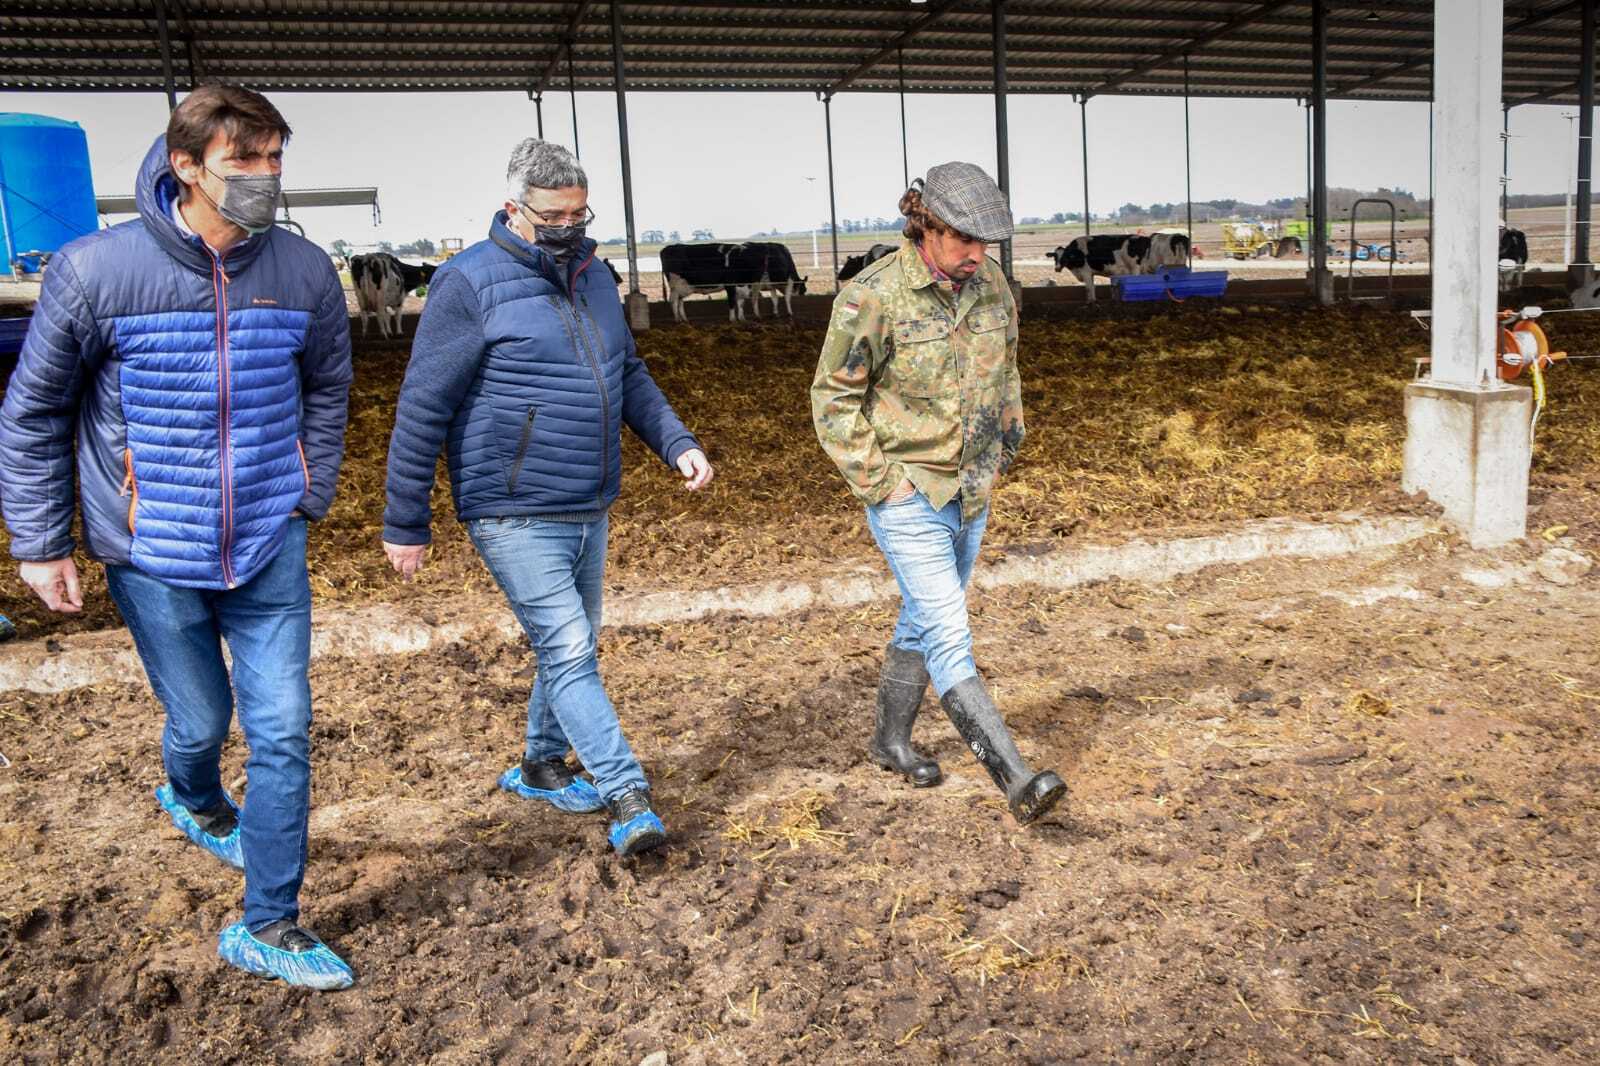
[1048,246,1068,271]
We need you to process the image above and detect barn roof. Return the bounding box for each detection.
[0,1,1590,106]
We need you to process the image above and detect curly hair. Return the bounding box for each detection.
[898,183,973,243]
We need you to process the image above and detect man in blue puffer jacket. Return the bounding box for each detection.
[382,139,713,858]
[0,86,355,989]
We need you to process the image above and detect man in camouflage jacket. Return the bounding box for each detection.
[811,162,1066,825]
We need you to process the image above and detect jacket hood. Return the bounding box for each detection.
[135,134,272,275]
[488,210,598,291]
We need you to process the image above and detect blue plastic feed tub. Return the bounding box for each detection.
[1114,266,1228,302]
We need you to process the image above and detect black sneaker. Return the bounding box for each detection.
[521,757,577,791]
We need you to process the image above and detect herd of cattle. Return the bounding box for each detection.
[339,225,1538,335]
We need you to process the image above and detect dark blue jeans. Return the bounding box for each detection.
[467,513,649,802]
[106,518,313,929]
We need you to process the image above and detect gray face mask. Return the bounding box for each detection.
[200,167,281,235]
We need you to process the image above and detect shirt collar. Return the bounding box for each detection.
[170,195,225,258]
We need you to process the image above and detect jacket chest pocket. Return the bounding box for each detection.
[962,305,1010,375]
[889,317,953,397]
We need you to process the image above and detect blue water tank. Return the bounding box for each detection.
[0,114,99,276]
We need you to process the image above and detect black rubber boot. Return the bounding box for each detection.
[940,676,1066,824]
[869,644,942,787]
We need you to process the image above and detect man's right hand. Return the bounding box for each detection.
[383,541,427,579]
[20,558,83,613]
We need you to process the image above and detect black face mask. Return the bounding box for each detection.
[517,206,586,263]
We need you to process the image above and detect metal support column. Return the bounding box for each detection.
[1310,0,1331,304]
[824,94,841,292]
[992,0,1013,280]
[1303,99,1312,234]
[1501,105,1511,223]
[1428,62,1435,272]
[154,0,178,111]
[898,48,910,191]
[1576,0,1595,266]
[1184,55,1194,267]
[535,93,544,139]
[1079,96,1091,236]
[568,49,581,160]
[610,3,646,328]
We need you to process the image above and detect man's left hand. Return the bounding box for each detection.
[676,449,714,491]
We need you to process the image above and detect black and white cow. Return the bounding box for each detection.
[1048,235,1153,302]
[1147,233,1190,270]
[1498,227,1529,292]
[350,252,437,338]
[660,242,769,322]
[745,242,807,318]
[837,243,897,282]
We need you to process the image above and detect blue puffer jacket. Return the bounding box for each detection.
[0,136,352,589]
[382,214,698,544]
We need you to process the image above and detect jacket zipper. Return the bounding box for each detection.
[210,252,236,587]
[120,448,138,534]
[506,408,537,494]
[561,287,611,505]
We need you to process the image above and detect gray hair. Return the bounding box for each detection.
[506,138,587,199]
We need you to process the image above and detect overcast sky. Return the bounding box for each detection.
[2,88,1592,252]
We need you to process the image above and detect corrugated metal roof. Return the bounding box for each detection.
[0,1,1589,106]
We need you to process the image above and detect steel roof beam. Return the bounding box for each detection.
[826,0,966,96]
[1331,0,1582,95]
[1086,0,1299,96]
[533,0,597,95]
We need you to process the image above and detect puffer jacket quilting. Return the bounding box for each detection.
[0,135,352,588]
[382,215,698,543]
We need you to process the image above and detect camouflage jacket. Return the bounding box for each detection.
[811,239,1023,523]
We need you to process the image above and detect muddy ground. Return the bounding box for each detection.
[6,305,1600,642]
[3,530,1600,1064]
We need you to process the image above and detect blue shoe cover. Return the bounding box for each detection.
[497,766,606,813]
[217,922,355,991]
[155,784,244,871]
[608,810,667,857]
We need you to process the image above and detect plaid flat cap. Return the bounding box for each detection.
[920,161,1014,242]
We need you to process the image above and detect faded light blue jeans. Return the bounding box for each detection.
[864,491,990,697]
[105,517,313,930]
[467,513,648,802]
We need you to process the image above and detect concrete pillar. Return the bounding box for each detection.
[1402,0,1532,549]
[626,291,650,331]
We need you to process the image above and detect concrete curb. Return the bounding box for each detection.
[0,514,1432,696]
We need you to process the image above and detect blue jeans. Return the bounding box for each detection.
[106,518,313,929]
[467,514,647,802]
[865,492,989,698]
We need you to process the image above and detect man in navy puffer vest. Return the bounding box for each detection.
[382,139,712,858]
[0,86,355,989]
